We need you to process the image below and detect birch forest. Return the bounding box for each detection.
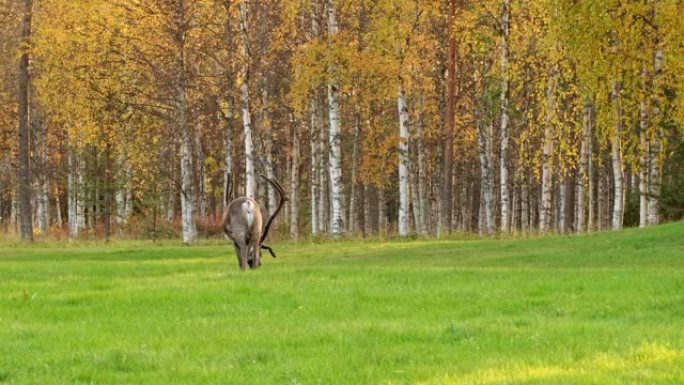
[1,0,684,243]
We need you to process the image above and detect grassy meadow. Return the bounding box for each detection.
[1,223,684,384]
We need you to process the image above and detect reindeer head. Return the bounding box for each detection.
[221,175,287,270]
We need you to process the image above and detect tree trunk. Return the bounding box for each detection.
[499,0,511,233]
[54,184,62,229]
[397,84,410,237]
[290,117,301,240]
[68,147,78,237]
[638,81,649,228]
[440,0,457,236]
[577,101,592,233]
[597,164,605,231]
[179,102,197,243]
[647,46,664,226]
[588,148,595,231]
[530,183,538,233]
[195,122,207,219]
[103,143,112,240]
[11,188,18,231]
[476,120,495,235]
[310,98,318,236]
[260,89,278,216]
[325,0,343,238]
[521,171,529,234]
[348,112,360,234]
[417,97,428,235]
[540,64,557,234]
[317,96,327,234]
[222,96,234,206]
[460,181,469,232]
[17,0,33,242]
[32,100,49,235]
[77,152,86,233]
[115,150,131,227]
[363,184,371,236]
[378,187,387,235]
[511,168,519,232]
[240,0,256,198]
[176,2,197,244]
[610,78,624,231]
[559,176,567,234]
[410,158,420,234]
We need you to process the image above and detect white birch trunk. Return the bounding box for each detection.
[540,64,557,234]
[325,0,343,238]
[349,112,360,234]
[610,81,624,231]
[577,101,592,233]
[290,118,301,240]
[397,84,410,237]
[417,99,428,235]
[176,8,197,244]
[476,120,495,235]
[180,122,198,244]
[308,4,320,236]
[260,90,277,215]
[177,110,196,243]
[32,102,49,235]
[68,148,79,237]
[240,0,256,198]
[317,101,327,234]
[559,179,567,234]
[115,149,132,226]
[310,98,318,236]
[35,128,49,234]
[499,0,511,233]
[478,187,485,235]
[647,47,664,225]
[76,157,86,233]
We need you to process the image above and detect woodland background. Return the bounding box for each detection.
[1,0,683,243]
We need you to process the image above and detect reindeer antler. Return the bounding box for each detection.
[259,175,288,246]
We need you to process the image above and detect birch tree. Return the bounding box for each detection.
[325,0,344,237]
[499,0,511,233]
[17,0,34,242]
[240,0,256,198]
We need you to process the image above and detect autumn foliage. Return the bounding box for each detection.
[0,0,683,241]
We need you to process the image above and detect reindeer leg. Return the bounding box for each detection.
[237,243,248,271]
[250,247,261,270]
[261,244,277,258]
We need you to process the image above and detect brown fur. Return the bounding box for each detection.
[221,176,287,270]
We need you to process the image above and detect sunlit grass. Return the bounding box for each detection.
[1,222,683,384]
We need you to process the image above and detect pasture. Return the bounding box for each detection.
[1,223,684,384]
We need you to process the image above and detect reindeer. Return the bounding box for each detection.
[221,175,287,270]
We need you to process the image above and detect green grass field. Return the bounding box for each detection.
[2,223,684,384]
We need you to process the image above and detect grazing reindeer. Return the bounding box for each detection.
[221,175,287,270]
